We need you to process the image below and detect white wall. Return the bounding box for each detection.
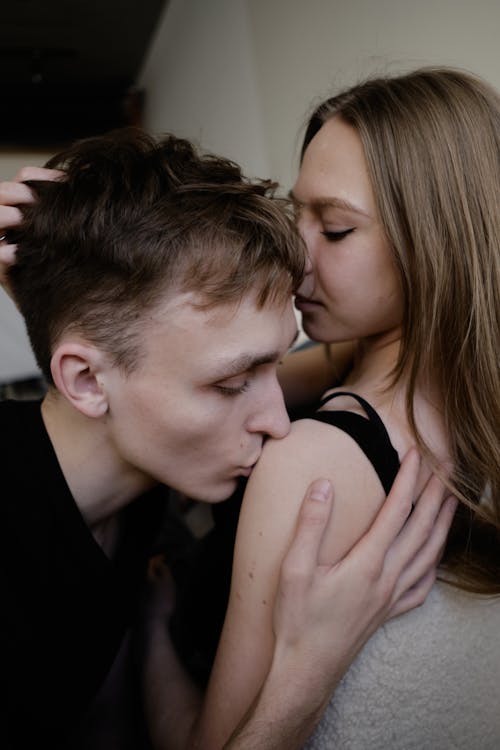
[0,0,271,382]
[138,0,269,179]
[246,0,500,190]
[3,0,500,379]
[0,289,40,381]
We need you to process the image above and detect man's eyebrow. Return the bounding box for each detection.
[214,329,299,379]
[288,190,370,218]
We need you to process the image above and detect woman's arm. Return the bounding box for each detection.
[144,443,453,750]
[193,419,402,749]
[223,460,455,750]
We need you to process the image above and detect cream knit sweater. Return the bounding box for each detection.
[304,582,500,750]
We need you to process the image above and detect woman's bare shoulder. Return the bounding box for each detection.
[241,417,388,566]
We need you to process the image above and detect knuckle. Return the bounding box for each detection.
[0,184,13,204]
[300,509,328,530]
[408,588,427,609]
[405,571,436,610]
[0,208,21,230]
[420,516,436,540]
[361,551,385,582]
[377,575,396,603]
[395,497,413,522]
[280,557,307,587]
[14,167,34,182]
[301,498,329,522]
[413,510,435,540]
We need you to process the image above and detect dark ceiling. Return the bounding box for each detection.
[0,0,168,147]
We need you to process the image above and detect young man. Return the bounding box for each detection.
[0,132,454,750]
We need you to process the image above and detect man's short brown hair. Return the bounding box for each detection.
[9,129,305,384]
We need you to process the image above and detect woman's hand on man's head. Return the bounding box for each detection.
[0,166,64,295]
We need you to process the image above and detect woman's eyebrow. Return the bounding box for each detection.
[288,190,370,218]
[315,197,370,217]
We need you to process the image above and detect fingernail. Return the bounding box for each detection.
[310,478,331,502]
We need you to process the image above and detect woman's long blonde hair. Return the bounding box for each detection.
[301,68,500,594]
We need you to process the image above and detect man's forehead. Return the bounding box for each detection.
[154,288,292,327]
[150,288,297,364]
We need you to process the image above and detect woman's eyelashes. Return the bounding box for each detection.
[321,228,355,242]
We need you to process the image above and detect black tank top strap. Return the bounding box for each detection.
[309,390,400,495]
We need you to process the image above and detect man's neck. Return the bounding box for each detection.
[41,390,156,528]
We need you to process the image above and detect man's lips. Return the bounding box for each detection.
[237,456,260,477]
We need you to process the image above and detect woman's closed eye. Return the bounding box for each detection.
[321,228,355,242]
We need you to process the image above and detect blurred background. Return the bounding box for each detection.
[2,0,500,394]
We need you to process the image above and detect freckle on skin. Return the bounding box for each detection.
[262,599,267,606]
[258,531,263,536]
[249,571,254,579]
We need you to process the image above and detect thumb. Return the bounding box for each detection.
[281,479,333,580]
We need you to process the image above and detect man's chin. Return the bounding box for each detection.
[190,477,240,505]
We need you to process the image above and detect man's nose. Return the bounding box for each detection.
[247,381,290,440]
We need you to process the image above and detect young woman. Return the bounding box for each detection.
[193,68,500,749]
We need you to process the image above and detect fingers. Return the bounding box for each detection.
[389,494,457,605]
[280,479,333,583]
[0,242,18,265]
[0,204,21,288]
[0,241,18,302]
[12,166,65,182]
[0,168,64,272]
[0,167,64,231]
[359,448,420,556]
[0,182,37,209]
[387,474,451,575]
[0,184,34,255]
[387,568,437,619]
[340,453,455,625]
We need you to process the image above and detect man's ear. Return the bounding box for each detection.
[50,340,110,418]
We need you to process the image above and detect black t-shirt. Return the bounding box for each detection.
[0,399,167,748]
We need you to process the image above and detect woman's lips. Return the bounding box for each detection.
[294,295,322,313]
